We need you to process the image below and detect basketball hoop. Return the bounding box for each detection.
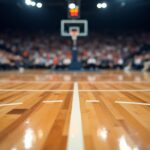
[69,30,79,41]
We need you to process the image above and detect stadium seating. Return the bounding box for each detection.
[0,31,150,71]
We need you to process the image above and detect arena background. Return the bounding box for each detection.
[0,1,150,150]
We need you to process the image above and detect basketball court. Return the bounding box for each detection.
[0,70,149,150]
[0,0,150,150]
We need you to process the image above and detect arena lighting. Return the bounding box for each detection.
[101,2,107,8]
[25,0,43,8]
[36,2,42,8]
[121,2,126,7]
[97,2,107,9]
[31,1,36,6]
[97,3,102,9]
[25,0,32,5]
[69,3,76,9]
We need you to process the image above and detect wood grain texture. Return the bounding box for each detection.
[0,70,149,150]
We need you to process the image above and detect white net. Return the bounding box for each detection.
[69,30,79,41]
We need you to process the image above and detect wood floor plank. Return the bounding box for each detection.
[0,70,149,150]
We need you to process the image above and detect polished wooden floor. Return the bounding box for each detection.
[0,70,149,150]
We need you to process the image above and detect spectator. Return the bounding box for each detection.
[0,30,149,71]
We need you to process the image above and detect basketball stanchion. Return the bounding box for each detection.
[69,29,81,70]
[61,19,88,70]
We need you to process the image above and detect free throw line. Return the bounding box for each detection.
[115,101,150,106]
[0,102,23,107]
[43,100,63,103]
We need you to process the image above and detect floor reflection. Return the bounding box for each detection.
[23,128,35,150]
[119,136,139,150]
[97,128,108,141]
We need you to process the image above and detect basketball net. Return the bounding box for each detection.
[69,30,79,41]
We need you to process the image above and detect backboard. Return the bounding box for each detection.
[61,19,88,37]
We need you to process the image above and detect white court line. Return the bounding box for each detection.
[79,81,150,83]
[0,81,150,84]
[67,82,84,150]
[0,89,73,92]
[86,100,100,103]
[43,100,63,103]
[79,90,150,92]
[0,102,23,107]
[115,101,150,106]
[0,89,149,92]
[0,81,73,84]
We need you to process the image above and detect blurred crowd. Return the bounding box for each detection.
[78,33,150,71]
[0,30,150,71]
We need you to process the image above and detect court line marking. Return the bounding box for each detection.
[79,81,150,83]
[43,100,64,103]
[86,100,100,103]
[79,90,150,92]
[0,81,150,84]
[0,81,73,84]
[0,102,23,107]
[115,101,150,106]
[0,89,73,92]
[67,82,84,150]
[0,89,149,92]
